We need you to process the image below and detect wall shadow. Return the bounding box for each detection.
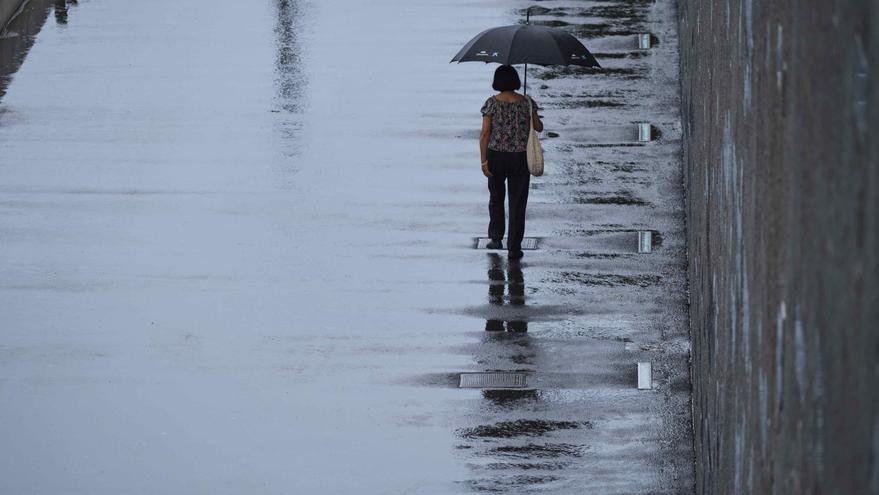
[0,0,54,102]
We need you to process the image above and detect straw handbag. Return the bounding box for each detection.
[526,96,544,176]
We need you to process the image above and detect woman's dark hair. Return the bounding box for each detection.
[492,65,521,91]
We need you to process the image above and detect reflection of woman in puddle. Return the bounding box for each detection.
[479,65,543,260]
[485,253,528,332]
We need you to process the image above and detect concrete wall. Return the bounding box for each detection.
[678,0,879,493]
[0,0,51,101]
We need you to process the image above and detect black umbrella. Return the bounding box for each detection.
[450,13,600,94]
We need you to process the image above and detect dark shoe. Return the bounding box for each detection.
[486,239,503,250]
[508,249,524,260]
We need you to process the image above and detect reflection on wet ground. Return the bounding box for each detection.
[485,254,528,332]
[455,419,593,492]
[274,0,304,114]
[53,0,76,25]
[0,0,693,493]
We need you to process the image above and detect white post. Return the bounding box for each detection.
[637,362,652,390]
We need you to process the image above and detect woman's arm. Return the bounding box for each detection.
[480,116,492,177]
[531,99,544,132]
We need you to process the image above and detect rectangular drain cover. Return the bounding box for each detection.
[459,372,528,389]
[475,238,539,250]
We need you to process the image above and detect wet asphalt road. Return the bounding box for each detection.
[0,0,693,493]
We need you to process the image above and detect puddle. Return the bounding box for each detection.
[404,372,464,389]
[484,320,529,332]
[481,389,540,404]
[567,23,644,39]
[537,65,645,80]
[516,6,569,17]
[581,4,649,23]
[572,191,648,206]
[549,98,625,109]
[556,227,664,248]
[510,352,534,364]
[487,443,585,459]
[462,475,561,492]
[518,4,649,33]
[550,272,662,288]
[525,19,570,28]
[468,462,568,471]
[587,34,653,52]
[573,252,626,259]
[458,419,590,439]
[474,237,539,250]
[617,176,652,185]
[609,163,649,173]
[482,253,528,330]
[543,159,650,187]
[591,51,651,59]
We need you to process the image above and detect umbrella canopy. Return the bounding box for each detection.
[450,24,600,68]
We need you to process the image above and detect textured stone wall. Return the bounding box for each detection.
[0,0,51,101]
[678,0,879,493]
[0,0,26,31]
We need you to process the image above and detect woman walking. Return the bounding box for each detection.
[479,65,543,260]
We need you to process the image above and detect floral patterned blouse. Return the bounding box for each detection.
[480,95,539,153]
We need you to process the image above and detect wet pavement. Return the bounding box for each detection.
[0,0,693,493]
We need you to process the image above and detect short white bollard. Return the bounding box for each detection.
[638,33,652,49]
[638,231,653,253]
[638,123,652,142]
[637,362,652,390]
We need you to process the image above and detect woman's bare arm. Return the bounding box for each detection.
[480,116,492,177]
[531,100,544,132]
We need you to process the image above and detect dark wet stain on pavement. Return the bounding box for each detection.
[537,65,645,80]
[458,420,591,440]
[550,272,662,288]
[486,443,585,459]
[572,191,648,205]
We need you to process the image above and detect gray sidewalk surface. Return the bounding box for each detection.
[0,0,694,493]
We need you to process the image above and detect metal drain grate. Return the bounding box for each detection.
[459,372,529,389]
[475,238,540,250]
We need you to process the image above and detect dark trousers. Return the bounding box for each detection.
[487,149,530,252]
